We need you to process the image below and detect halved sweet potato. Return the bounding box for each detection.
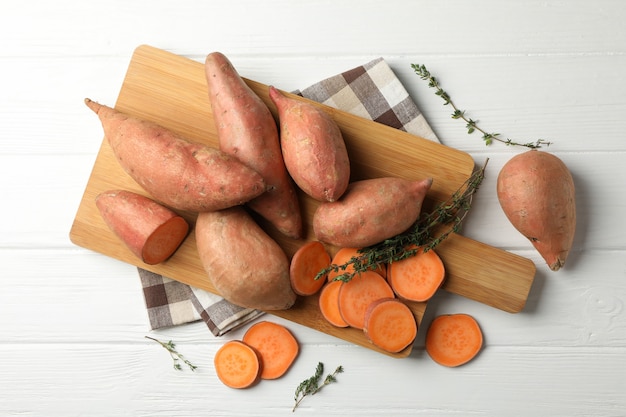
[95,190,189,264]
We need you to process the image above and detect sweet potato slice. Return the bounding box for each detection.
[363,298,417,353]
[425,314,483,367]
[318,280,349,328]
[214,340,261,389]
[242,321,299,380]
[337,271,395,329]
[387,247,445,302]
[327,247,386,282]
[289,241,331,296]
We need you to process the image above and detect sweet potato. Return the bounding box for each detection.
[387,247,445,302]
[85,98,267,213]
[497,150,576,271]
[242,321,299,380]
[205,53,302,238]
[425,314,483,367]
[318,280,349,328]
[195,206,297,311]
[268,86,350,202]
[289,241,330,296]
[95,190,189,265]
[327,247,386,282]
[214,340,261,389]
[337,270,395,329]
[313,177,433,248]
[363,298,417,353]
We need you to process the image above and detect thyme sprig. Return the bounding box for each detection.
[293,362,344,412]
[145,336,198,372]
[317,159,489,283]
[411,63,550,149]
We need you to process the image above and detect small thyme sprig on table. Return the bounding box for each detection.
[145,336,198,372]
[316,158,489,283]
[411,63,550,149]
[293,362,344,412]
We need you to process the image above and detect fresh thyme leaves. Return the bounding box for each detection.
[411,63,550,149]
[293,362,344,412]
[145,336,198,372]
[316,159,489,283]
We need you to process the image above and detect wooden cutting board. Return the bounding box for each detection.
[70,45,536,358]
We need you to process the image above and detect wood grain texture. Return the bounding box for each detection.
[3,0,626,415]
[3,342,625,416]
[69,46,535,357]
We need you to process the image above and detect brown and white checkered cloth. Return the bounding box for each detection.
[140,57,440,336]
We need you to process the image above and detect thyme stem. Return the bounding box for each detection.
[145,336,198,372]
[317,158,489,283]
[293,362,344,412]
[411,63,550,149]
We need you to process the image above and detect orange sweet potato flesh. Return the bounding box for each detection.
[337,270,395,329]
[327,247,386,282]
[214,340,261,389]
[289,240,330,296]
[95,190,189,265]
[242,321,299,380]
[205,53,302,239]
[313,177,433,248]
[195,206,297,311]
[268,86,350,202]
[387,247,445,302]
[425,314,483,367]
[497,150,576,271]
[85,98,267,213]
[318,280,349,328]
[363,298,417,353]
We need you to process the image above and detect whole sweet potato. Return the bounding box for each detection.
[497,150,576,271]
[205,52,302,238]
[95,190,189,264]
[85,98,267,213]
[268,86,350,202]
[313,177,433,247]
[195,206,297,311]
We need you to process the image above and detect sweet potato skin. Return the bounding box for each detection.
[268,86,350,202]
[85,98,267,213]
[195,206,297,310]
[205,53,302,238]
[313,177,433,247]
[95,190,189,264]
[497,150,576,271]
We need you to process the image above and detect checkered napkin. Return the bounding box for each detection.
[140,57,440,336]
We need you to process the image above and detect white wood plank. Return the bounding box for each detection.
[0,155,98,248]
[391,54,626,154]
[3,0,626,57]
[1,150,623,250]
[1,0,626,415]
[2,249,624,347]
[1,344,624,416]
[0,57,128,155]
[457,151,626,252]
[3,53,626,155]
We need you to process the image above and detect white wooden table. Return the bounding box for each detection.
[2,1,625,415]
